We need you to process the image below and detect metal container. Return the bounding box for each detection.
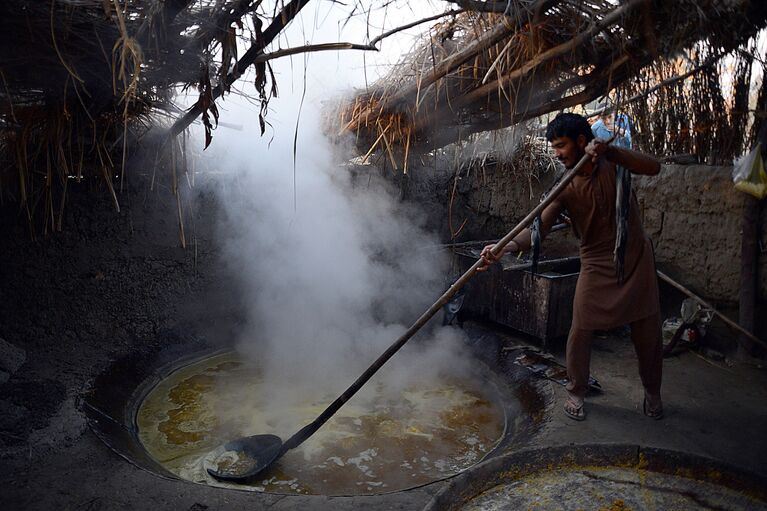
[455,248,580,349]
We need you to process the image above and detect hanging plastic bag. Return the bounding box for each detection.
[732,143,767,199]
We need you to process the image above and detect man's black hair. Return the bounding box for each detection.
[545,112,595,143]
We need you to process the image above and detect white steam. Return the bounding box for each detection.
[195,3,477,409]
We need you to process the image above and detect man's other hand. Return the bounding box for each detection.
[478,244,502,272]
[586,138,609,163]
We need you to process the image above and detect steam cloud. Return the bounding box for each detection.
[196,5,478,411]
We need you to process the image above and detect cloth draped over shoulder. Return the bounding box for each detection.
[557,158,659,331]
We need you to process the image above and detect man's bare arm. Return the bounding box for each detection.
[606,146,660,175]
[586,139,660,176]
[478,198,564,270]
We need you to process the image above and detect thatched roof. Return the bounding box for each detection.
[1,0,313,238]
[333,0,767,164]
[1,0,766,236]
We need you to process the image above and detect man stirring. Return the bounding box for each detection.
[478,113,663,421]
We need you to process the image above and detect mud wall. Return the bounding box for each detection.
[634,165,767,303]
[400,161,765,304]
[392,159,580,257]
[0,181,238,457]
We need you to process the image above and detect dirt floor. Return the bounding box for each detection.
[1,188,766,510]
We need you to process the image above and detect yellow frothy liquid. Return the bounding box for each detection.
[137,353,505,495]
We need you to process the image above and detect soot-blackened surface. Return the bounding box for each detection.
[0,184,236,457]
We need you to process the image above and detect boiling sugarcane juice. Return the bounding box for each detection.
[137,352,506,495]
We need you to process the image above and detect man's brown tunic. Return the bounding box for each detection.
[558,157,659,330]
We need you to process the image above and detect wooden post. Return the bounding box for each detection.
[738,197,759,356]
[738,125,766,357]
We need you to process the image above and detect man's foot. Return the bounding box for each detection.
[643,394,663,420]
[564,394,586,421]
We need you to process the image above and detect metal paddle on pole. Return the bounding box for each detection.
[206,149,597,483]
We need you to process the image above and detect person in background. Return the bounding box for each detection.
[590,105,633,148]
[478,112,662,421]
[590,109,613,140]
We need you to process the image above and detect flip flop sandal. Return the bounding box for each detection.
[643,397,664,420]
[564,398,586,421]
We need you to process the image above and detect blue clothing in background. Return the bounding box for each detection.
[591,119,612,140]
[615,113,632,148]
[591,115,632,148]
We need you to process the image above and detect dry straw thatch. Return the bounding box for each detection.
[2,0,767,237]
[332,0,767,167]
[0,0,316,238]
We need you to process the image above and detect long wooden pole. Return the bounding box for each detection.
[656,270,766,350]
[281,147,592,453]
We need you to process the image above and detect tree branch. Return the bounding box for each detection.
[184,0,262,55]
[253,42,377,64]
[135,0,195,45]
[168,0,312,139]
[347,0,561,131]
[619,53,723,108]
[446,1,527,14]
[369,9,465,47]
[454,0,645,109]
[412,51,636,151]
